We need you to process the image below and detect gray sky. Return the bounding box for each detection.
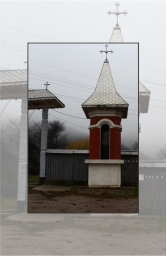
[0,1,166,157]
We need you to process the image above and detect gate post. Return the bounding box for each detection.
[17,97,27,213]
[39,108,48,185]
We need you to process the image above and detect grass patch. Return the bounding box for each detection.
[28,175,39,184]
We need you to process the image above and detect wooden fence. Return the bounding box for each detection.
[45,150,138,185]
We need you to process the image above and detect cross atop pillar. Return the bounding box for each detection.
[107,2,127,27]
[100,44,113,61]
[44,81,50,90]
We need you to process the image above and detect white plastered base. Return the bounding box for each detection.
[85,160,124,187]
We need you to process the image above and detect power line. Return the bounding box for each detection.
[0,44,26,53]
[140,76,165,85]
[29,77,139,104]
[149,104,165,109]
[0,25,55,41]
[29,73,94,91]
[140,64,166,73]
[30,69,137,92]
[54,93,140,110]
[29,110,35,119]
[1,50,26,58]
[29,59,97,80]
[29,76,92,93]
[150,98,165,103]
[0,50,165,94]
[144,84,166,92]
[140,79,165,87]
[0,100,10,115]
[53,110,87,119]
[0,40,26,48]
[29,71,166,100]
[49,113,88,130]
[0,26,165,74]
[50,113,161,149]
[52,109,138,118]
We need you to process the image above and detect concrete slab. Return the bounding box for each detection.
[32,185,73,192]
[6,212,65,222]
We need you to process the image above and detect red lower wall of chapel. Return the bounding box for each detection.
[89,128,100,159]
[89,126,121,160]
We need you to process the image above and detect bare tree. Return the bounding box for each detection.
[28,119,68,175]
[28,120,68,149]
[121,144,130,150]
[156,144,166,160]
[132,142,138,150]
[0,117,20,158]
[47,120,67,149]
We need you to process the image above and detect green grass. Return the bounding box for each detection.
[28,175,39,183]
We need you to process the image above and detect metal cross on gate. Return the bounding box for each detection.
[100,44,113,61]
[44,81,50,90]
[107,2,127,27]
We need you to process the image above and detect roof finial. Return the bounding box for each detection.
[107,2,127,27]
[44,81,50,90]
[100,44,113,61]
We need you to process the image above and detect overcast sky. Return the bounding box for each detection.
[0,0,166,157]
[28,43,138,146]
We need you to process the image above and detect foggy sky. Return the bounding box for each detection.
[0,1,166,157]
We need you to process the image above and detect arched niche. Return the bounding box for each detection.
[101,124,110,159]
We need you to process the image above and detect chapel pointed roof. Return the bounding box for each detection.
[82,59,128,118]
[110,24,123,42]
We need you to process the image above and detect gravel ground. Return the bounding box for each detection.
[1,214,165,255]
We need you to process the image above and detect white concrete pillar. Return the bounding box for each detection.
[39,108,48,185]
[17,97,27,212]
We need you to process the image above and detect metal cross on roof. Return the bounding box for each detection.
[44,81,50,90]
[100,44,113,61]
[107,2,127,27]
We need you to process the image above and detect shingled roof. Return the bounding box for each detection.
[0,70,65,109]
[28,89,65,109]
[82,59,129,118]
[0,69,27,100]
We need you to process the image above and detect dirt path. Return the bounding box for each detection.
[28,186,138,213]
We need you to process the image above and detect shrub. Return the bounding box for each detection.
[66,138,89,150]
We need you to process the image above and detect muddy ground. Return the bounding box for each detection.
[28,186,138,213]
